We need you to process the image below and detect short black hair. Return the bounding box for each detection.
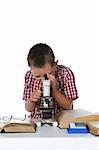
[27,43,55,67]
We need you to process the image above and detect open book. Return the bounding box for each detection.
[0,115,36,133]
[55,109,99,135]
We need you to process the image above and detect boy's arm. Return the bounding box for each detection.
[52,88,72,109]
[25,90,41,112]
[48,73,78,109]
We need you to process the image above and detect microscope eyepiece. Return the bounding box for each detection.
[44,74,48,80]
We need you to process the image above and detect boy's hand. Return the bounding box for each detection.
[30,90,41,102]
[47,74,57,90]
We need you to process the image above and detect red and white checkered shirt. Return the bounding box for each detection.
[23,65,78,119]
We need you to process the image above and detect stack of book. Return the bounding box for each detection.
[55,109,99,135]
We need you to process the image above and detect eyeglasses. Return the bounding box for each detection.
[0,114,27,124]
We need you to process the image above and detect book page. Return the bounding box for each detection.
[9,118,31,124]
[61,109,92,117]
[88,121,99,128]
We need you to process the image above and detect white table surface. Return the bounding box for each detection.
[0,124,99,150]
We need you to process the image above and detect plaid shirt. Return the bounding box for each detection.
[23,65,78,119]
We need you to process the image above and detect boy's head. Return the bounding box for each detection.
[27,43,56,79]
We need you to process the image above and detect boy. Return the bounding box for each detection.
[23,43,78,119]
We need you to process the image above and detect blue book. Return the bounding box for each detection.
[67,122,88,134]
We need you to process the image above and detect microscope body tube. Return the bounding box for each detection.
[43,80,51,97]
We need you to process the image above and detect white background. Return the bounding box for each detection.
[0,0,99,116]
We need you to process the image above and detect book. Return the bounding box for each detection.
[87,121,99,136]
[67,122,88,134]
[55,109,99,130]
[0,116,36,133]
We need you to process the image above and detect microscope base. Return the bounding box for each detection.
[36,118,58,127]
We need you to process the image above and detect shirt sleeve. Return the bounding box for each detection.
[23,72,33,101]
[63,68,79,100]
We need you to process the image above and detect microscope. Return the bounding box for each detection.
[37,74,58,127]
[40,74,54,119]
